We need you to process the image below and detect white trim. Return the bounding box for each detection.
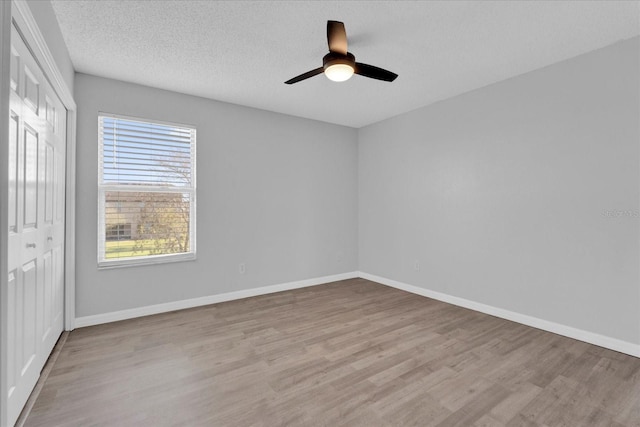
[358,272,640,358]
[98,111,197,130]
[97,252,196,270]
[75,271,359,328]
[64,110,76,330]
[74,270,640,358]
[11,0,77,331]
[0,2,13,426]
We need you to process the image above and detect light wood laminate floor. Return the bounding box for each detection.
[25,279,640,426]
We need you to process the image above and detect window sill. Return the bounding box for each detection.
[98,252,196,270]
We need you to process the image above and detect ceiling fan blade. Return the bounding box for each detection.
[327,20,348,55]
[354,62,398,82]
[284,67,324,84]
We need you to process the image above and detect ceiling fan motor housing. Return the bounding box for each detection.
[323,52,356,70]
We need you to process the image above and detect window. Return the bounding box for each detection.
[98,114,196,267]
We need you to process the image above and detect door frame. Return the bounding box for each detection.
[10,0,77,331]
[0,1,12,425]
[1,1,76,425]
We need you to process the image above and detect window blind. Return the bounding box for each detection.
[98,114,196,267]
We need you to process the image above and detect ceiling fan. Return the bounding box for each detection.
[285,20,398,85]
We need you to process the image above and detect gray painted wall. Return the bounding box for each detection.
[74,73,358,317]
[25,0,74,94]
[358,37,640,344]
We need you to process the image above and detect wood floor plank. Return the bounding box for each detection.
[23,278,640,426]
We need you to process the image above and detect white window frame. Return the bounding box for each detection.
[97,112,197,269]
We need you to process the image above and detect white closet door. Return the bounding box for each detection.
[6,23,66,427]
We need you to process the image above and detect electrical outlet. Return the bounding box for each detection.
[239,263,246,274]
[336,251,344,264]
[414,260,420,271]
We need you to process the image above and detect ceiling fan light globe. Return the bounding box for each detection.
[325,64,354,82]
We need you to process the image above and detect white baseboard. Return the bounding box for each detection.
[75,269,640,358]
[75,271,358,328]
[358,272,640,358]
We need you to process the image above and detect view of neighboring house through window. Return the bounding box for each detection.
[98,114,196,267]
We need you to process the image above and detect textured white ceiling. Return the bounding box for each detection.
[51,1,639,128]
